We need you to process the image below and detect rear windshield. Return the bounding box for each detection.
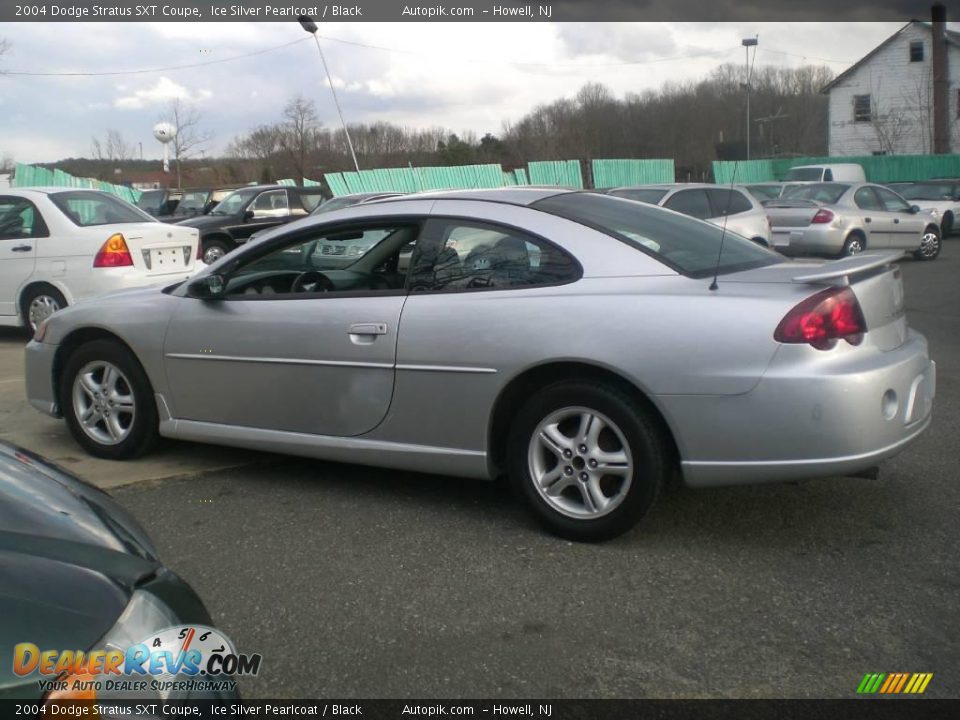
[785,168,823,181]
[607,188,668,204]
[50,191,154,226]
[533,192,781,279]
[782,183,849,204]
[135,190,165,212]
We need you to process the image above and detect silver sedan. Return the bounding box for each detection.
[764,182,942,259]
[24,189,935,541]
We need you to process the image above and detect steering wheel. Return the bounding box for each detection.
[291,270,335,293]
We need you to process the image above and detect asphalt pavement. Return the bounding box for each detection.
[112,243,960,699]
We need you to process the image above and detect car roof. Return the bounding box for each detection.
[612,183,751,192]
[3,187,117,195]
[372,187,572,206]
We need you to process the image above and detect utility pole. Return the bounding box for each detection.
[742,36,758,161]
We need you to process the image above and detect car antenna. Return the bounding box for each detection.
[709,160,740,292]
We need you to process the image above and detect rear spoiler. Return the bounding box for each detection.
[792,251,905,284]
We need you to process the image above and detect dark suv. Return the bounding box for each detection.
[176,185,325,263]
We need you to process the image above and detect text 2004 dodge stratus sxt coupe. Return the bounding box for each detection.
[25,189,935,541]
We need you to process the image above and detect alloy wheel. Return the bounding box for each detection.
[71,361,136,446]
[920,231,940,258]
[203,246,225,264]
[527,406,634,519]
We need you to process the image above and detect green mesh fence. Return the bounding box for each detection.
[713,155,960,184]
[12,163,141,203]
[527,160,584,188]
[591,159,675,187]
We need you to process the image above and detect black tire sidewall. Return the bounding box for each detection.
[507,381,666,542]
[60,340,159,459]
[841,233,865,257]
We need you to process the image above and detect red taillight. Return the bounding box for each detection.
[811,209,835,224]
[196,240,203,261]
[774,286,866,350]
[93,233,133,268]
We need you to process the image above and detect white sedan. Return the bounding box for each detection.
[0,188,201,331]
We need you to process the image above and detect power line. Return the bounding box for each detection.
[2,37,311,77]
[758,48,854,65]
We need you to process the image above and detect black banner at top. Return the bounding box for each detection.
[0,0,953,23]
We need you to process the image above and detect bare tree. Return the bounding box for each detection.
[0,152,14,174]
[91,129,135,162]
[279,94,321,183]
[161,98,213,188]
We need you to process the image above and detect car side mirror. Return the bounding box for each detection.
[188,274,227,299]
[909,205,921,214]
[243,209,255,221]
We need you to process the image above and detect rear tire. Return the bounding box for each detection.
[841,232,866,257]
[60,340,159,460]
[507,381,667,542]
[941,212,953,238]
[20,285,67,333]
[914,226,941,261]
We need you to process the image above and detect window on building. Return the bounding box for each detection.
[853,94,872,123]
[909,41,924,62]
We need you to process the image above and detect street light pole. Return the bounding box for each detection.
[742,36,758,161]
[299,16,361,174]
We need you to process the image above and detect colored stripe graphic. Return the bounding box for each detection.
[857,673,933,695]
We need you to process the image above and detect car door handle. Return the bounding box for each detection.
[894,218,900,224]
[348,323,388,336]
[12,244,32,252]
[864,217,871,223]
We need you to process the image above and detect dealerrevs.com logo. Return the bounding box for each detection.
[13,625,261,696]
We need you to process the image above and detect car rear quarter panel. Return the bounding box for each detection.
[376,274,793,456]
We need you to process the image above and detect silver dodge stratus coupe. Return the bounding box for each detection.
[25,189,935,541]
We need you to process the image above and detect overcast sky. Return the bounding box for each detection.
[0,21,945,163]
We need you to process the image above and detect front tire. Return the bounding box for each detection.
[21,285,67,333]
[914,226,941,261]
[507,381,668,542]
[60,340,159,460]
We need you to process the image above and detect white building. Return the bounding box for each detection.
[822,21,960,156]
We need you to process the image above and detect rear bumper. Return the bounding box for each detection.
[664,330,935,487]
[771,225,846,254]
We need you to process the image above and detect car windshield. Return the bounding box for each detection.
[50,191,154,226]
[210,188,259,215]
[608,189,669,204]
[785,168,823,181]
[533,192,781,279]
[782,183,849,204]
[899,184,955,201]
[746,185,782,201]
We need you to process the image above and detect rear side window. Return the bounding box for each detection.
[533,193,781,279]
[706,189,753,216]
[408,218,580,292]
[854,188,882,210]
[664,189,712,219]
[0,196,49,239]
[296,192,325,214]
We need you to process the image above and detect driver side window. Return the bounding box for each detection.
[224,224,421,298]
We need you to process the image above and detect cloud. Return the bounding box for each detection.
[113,77,213,110]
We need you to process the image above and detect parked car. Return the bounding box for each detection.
[764,182,942,259]
[135,188,182,218]
[0,439,236,701]
[177,185,326,263]
[886,181,960,236]
[26,189,935,541]
[784,164,867,183]
[240,192,406,247]
[606,184,772,246]
[0,188,201,332]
